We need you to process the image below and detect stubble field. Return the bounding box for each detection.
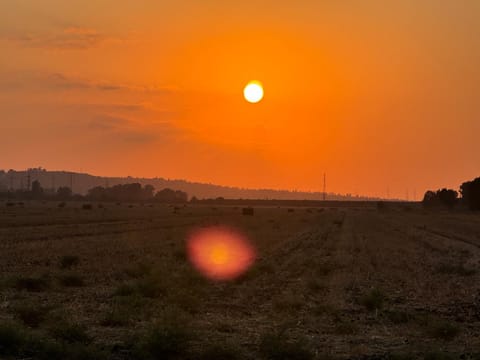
[0,201,479,359]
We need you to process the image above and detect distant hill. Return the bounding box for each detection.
[0,168,380,201]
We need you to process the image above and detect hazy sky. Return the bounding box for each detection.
[1,1,479,198]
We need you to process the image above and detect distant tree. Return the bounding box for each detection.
[57,186,72,200]
[423,188,458,209]
[154,188,188,203]
[143,184,155,200]
[88,186,107,201]
[87,183,157,202]
[460,177,480,211]
[31,180,43,198]
[422,190,439,207]
[437,188,458,209]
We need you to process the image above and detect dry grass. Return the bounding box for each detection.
[0,202,479,358]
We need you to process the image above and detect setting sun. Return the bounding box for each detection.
[243,81,264,103]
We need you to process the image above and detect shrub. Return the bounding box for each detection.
[424,351,456,360]
[114,283,136,297]
[334,321,358,335]
[385,310,410,324]
[14,276,50,292]
[58,273,85,287]
[259,332,314,360]
[125,263,151,279]
[135,322,192,359]
[377,201,388,211]
[59,255,80,269]
[82,204,93,210]
[242,207,254,216]
[12,303,50,328]
[198,343,242,360]
[360,288,385,312]
[0,323,25,356]
[100,309,131,327]
[136,278,165,298]
[49,321,91,344]
[58,202,66,208]
[429,321,460,341]
[436,263,476,276]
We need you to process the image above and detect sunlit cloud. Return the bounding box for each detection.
[4,26,105,50]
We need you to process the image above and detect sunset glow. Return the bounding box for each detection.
[1,2,479,198]
[187,226,256,280]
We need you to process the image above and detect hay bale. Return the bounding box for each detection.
[242,207,254,216]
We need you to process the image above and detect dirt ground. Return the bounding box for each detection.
[0,201,479,359]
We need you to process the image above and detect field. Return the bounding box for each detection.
[0,201,480,359]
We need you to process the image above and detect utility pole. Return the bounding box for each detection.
[323,173,326,201]
[70,174,74,193]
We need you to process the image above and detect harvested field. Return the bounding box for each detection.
[1,201,480,359]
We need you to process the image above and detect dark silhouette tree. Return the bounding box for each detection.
[437,188,458,209]
[422,190,439,207]
[423,188,458,209]
[57,186,72,200]
[31,180,43,198]
[460,177,480,211]
[154,188,188,203]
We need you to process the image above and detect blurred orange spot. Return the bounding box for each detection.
[187,226,256,280]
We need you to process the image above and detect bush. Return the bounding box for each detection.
[259,332,314,360]
[424,351,456,360]
[82,204,93,210]
[242,207,254,216]
[429,321,460,341]
[198,343,242,360]
[59,255,80,269]
[135,322,192,359]
[436,263,476,276]
[0,323,25,356]
[385,310,410,324]
[136,278,165,298]
[360,288,385,311]
[58,273,85,287]
[377,201,388,211]
[114,283,137,297]
[14,276,50,292]
[49,321,91,344]
[100,309,131,327]
[125,263,151,279]
[12,303,51,328]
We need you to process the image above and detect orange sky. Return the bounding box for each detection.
[1,1,479,199]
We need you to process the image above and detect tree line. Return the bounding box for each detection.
[423,177,480,210]
[0,181,188,203]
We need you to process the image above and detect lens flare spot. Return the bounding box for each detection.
[187,226,256,280]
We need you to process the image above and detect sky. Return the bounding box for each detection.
[1,0,479,199]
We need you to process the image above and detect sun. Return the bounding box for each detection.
[243,81,264,103]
